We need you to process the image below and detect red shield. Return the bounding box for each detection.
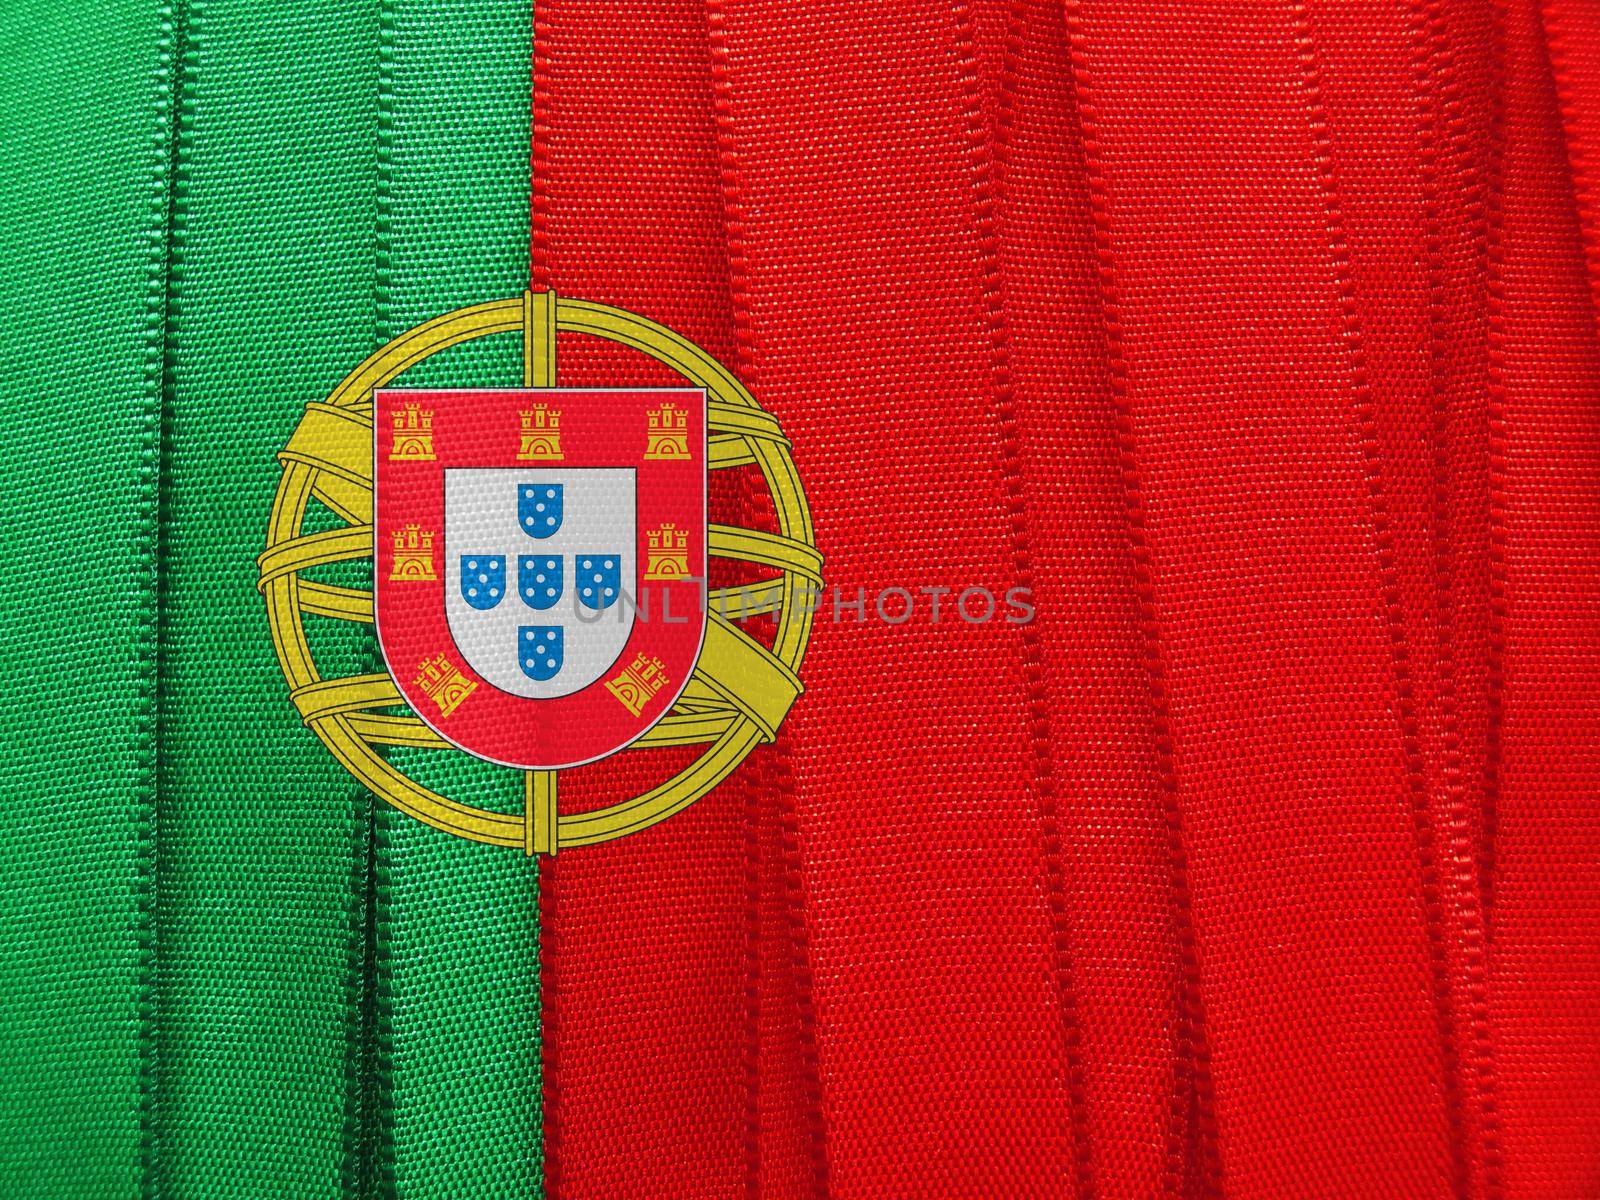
[373,387,707,768]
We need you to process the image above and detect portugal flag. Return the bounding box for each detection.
[4,1,1600,1198]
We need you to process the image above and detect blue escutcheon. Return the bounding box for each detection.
[459,554,505,610]
[518,626,563,681]
[518,483,563,539]
[519,555,563,610]
[575,553,622,611]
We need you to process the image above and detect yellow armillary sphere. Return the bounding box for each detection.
[258,291,820,853]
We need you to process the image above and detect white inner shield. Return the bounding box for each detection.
[444,467,636,699]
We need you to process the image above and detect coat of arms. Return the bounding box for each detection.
[260,291,817,853]
[374,387,707,768]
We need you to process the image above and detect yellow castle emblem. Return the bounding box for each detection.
[644,401,691,460]
[606,654,669,717]
[414,654,477,718]
[517,404,563,460]
[389,524,437,581]
[644,523,691,580]
[390,401,435,461]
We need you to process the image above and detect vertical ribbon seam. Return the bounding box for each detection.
[142,0,184,1192]
[707,13,766,1184]
[1409,0,1505,1191]
[528,16,562,1196]
[742,768,763,1200]
[520,15,546,1192]
[1479,0,1514,953]
[1286,3,1470,1192]
[959,0,1097,1193]
[703,3,833,1191]
[362,4,401,1193]
[1057,6,1222,1193]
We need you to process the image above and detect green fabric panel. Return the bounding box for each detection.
[155,2,377,1194]
[0,3,171,1195]
[373,0,542,1193]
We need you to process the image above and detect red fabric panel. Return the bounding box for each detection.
[1309,3,1504,1192]
[529,3,752,1195]
[533,4,827,1197]
[526,0,1600,1194]
[1059,2,1462,1195]
[976,1,1192,1195]
[1486,0,1600,1193]
[709,1,1090,1194]
[704,0,835,1183]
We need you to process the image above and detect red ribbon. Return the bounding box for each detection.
[531,2,1600,1195]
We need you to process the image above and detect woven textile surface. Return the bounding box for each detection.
[2,0,1599,1197]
